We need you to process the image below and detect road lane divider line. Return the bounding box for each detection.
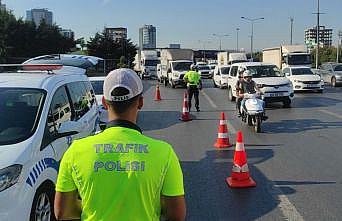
[201,90,217,109]
[319,109,342,119]
[269,183,305,221]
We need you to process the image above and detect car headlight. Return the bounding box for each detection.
[294,80,303,83]
[0,165,22,192]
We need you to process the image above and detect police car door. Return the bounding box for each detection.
[67,81,98,139]
[41,85,73,165]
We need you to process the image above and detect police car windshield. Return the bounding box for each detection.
[90,80,104,95]
[247,65,284,78]
[0,88,45,145]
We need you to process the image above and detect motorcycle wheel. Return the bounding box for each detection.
[254,115,262,133]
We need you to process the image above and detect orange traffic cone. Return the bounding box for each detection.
[214,112,233,148]
[154,84,162,101]
[179,92,192,121]
[226,131,256,188]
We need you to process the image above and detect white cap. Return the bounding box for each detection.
[103,68,143,102]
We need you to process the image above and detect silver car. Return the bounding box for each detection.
[319,62,342,87]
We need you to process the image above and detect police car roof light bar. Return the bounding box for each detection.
[0,64,63,74]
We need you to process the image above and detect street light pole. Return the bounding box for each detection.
[241,16,264,60]
[316,0,320,69]
[212,34,229,51]
[236,28,240,51]
[290,17,294,45]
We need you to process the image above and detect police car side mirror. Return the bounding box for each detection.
[58,121,82,137]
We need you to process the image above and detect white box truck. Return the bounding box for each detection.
[157,49,194,88]
[217,52,247,66]
[262,45,311,70]
[133,50,159,79]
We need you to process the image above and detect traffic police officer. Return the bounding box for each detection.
[55,69,186,221]
[183,64,202,112]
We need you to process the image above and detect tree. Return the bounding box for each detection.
[0,8,75,63]
[311,46,337,66]
[87,31,137,69]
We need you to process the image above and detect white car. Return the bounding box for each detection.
[197,64,212,78]
[89,76,109,129]
[0,64,99,221]
[213,65,230,88]
[227,62,294,107]
[283,66,324,93]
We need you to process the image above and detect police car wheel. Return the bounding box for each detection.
[30,184,56,221]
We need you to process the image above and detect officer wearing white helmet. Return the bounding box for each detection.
[235,66,246,116]
[237,70,259,113]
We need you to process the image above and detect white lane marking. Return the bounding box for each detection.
[269,183,305,221]
[227,122,237,134]
[201,90,238,134]
[319,109,342,119]
[201,90,217,108]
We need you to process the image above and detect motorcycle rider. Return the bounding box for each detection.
[235,66,245,117]
[237,70,268,120]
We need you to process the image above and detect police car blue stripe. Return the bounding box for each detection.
[26,177,33,187]
[38,161,44,172]
[29,172,36,184]
[35,164,41,175]
[32,167,38,179]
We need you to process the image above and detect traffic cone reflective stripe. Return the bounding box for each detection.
[226,131,256,188]
[214,112,232,148]
[154,85,162,101]
[180,92,191,121]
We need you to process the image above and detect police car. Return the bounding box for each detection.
[0,64,99,221]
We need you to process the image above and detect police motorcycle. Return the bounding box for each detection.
[240,92,265,133]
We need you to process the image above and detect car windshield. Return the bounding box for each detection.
[221,67,230,75]
[145,60,160,66]
[90,80,104,95]
[287,54,312,65]
[173,62,192,71]
[292,68,314,75]
[334,65,342,71]
[197,65,210,70]
[247,65,284,78]
[0,88,45,145]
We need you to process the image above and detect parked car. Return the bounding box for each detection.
[213,65,230,88]
[283,66,324,93]
[227,62,294,107]
[319,62,342,87]
[89,76,108,129]
[0,63,99,221]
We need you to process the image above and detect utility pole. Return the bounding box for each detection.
[312,0,324,69]
[338,31,342,63]
[290,17,294,45]
[212,34,229,51]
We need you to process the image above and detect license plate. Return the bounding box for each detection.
[305,84,318,88]
[269,93,283,97]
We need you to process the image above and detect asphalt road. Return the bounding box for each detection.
[137,79,342,221]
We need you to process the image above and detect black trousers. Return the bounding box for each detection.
[236,97,242,114]
[187,85,199,110]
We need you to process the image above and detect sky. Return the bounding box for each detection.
[3,0,342,51]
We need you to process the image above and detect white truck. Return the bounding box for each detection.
[217,52,247,66]
[157,49,194,88]
[262,45,312,70]
[134,50,159,79]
